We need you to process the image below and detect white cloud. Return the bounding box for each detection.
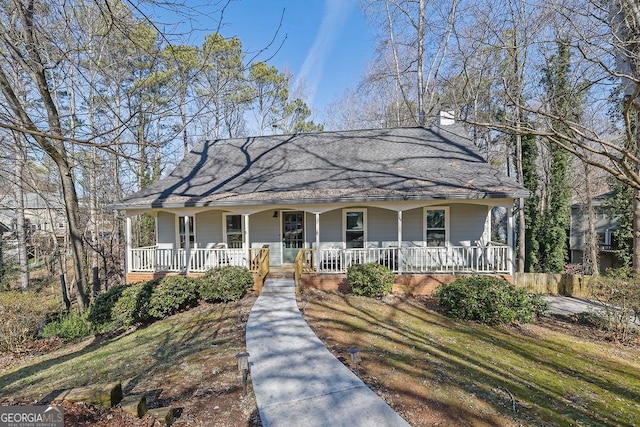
[293,0,354,107]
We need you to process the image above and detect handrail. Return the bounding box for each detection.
[317,245,510,274]
[294,248,316,292]
[250,245,270,293]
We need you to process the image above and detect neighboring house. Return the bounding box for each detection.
[0,221,9,267]
[569,193,622,272]
[112,119,529,291]
[0,185,67,239]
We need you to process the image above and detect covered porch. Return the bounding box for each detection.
[123,200,515,283]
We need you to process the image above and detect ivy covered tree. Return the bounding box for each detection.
[522,132,541,272]
[604,181,634,267]
[537,40,578,272]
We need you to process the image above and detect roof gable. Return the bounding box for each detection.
[114,126,528,209]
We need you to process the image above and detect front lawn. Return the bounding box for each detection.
[0,296,260,426]
[302,290,640,426]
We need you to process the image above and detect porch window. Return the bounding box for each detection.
[178,216,195,249]
[344,209,366,248]
[224,214,244,248]
[425,207,449,247]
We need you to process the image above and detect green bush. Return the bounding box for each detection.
[148,276,199,319]
[199,266,254,302]
[112,280,156,328]
[0,290,60,352]
[41,311,94,341]
[88,285,126,326]
[435,275,547,325]
[347,263,394,298]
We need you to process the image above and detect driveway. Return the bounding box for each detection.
[543,295,639,328]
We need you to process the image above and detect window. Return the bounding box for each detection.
[224,214,244,248]
[343,209,366,248]
[178,216,195,249]
[425,207,449,247]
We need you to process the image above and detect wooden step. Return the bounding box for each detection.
[267,267,295,279]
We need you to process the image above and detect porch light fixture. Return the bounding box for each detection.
[235,352,250,394]
[273,211,279,218]
[347,347,362,376]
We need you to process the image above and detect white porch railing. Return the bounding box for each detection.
[318,245,510,274]
[130,247,247,273]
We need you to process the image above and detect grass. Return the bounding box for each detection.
[0,296,259,425]
[302,290,640,426]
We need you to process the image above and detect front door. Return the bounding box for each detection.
[282,211,304,264]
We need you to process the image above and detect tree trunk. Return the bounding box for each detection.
[634,111,640,274]
[583,161,599,275]
[13,136,30,289]
[417,0,425,125]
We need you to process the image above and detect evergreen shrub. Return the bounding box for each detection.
[88,285,126,326]
[435,275,547,325]
[148,275,199,319]
[347,262,394,298]
[112,280,157,328]
[199,266,254,302]
[41,311,93,341]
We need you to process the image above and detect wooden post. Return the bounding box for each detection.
[507,206,515,276]
[315,212,320,272]
[125,216,132,274]
[184,215,190,273]
[397,210,403,274]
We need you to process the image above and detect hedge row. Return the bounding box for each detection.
[35,266,256,340]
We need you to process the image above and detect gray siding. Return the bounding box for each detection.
[319,209,342,247]
[251,210,282,266]
[402,208,424,247]
[368,207,398,246]
[195,210,223,247]
[450,204,489,245]
[151,204,497,265]
[157,211,175,248]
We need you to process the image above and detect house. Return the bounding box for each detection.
[0,181,67,239]
[112,119,529,292]
[569,193,622,272]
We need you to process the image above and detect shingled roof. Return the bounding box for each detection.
[112,125,529,210]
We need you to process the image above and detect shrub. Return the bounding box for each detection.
[347,263,394,298]
[148,276,199,319]
[199,266,254,302]
[88,285,126,326]
[112,280,156,328]
[41,311,94,341]
[435,275,547,325]
[589,268,640,343]
[0,290,60,352]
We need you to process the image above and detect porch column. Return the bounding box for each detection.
[315,212,320,271]
[125,215,132,274]
[397,210,403,274]
[243,214,250,263]
[184,215,191,273]
[507,206,514,276]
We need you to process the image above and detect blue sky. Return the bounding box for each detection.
[162,1,376,115]
[223,1,374,112]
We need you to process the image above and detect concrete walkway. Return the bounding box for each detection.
[246,278,409,427]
